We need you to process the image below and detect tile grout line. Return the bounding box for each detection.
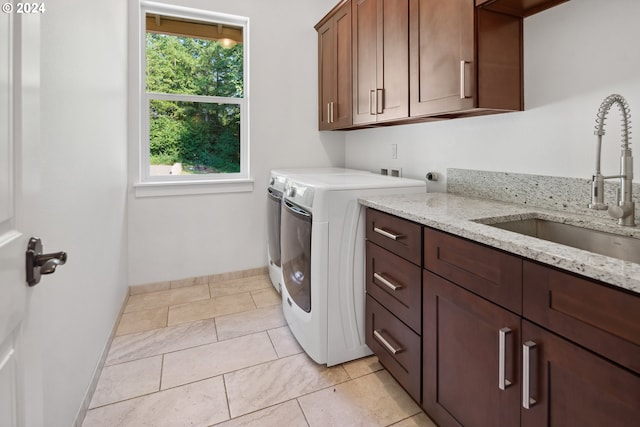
[159,353,165,393]
[221,373,232,423]
[294,398,312,427]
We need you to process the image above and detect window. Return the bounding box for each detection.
[137,2,250,195]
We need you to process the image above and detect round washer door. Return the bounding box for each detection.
[280,198,312,313]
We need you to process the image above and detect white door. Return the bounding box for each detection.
[0,13,45,427]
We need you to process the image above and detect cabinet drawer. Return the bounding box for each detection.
[366,241,421,333]
[366,295,421,402]
[366,208,422,265]
[424,227,522,314]
[523,261,640,374]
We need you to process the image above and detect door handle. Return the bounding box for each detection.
[26,237,68,287]
[523,340,538,409]
[460,60,471,99]
[369,90,376,115]
[376,88,384,114]
[498,327,512,390]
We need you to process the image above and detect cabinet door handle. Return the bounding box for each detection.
[460,60,471,99]
[376,88,384,114]
[369,90,376,115]
[373,272,402,291]
[523,341,538,409]
[330,101,334,123]
[498,327,512,390]
[373,329,402,355]
[373,226,402,241]
[327,103,331,123]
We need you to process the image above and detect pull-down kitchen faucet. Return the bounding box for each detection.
[589,94,636,226]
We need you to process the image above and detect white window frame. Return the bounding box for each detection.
[135,1,252,197]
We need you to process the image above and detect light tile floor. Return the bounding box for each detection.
[82,274,436,427]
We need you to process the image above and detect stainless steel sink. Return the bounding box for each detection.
[487,218,640,264]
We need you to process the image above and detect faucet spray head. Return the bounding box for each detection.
[589,173,608,210]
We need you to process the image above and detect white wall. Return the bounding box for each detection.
[344,0,640,193]
[127,0,345,285]
[35,0,129,424]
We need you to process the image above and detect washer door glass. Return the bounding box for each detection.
[281,199,312,313]
[267,187,282,267]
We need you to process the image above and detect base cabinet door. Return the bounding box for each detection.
[423,270,521,427]
[521,320,640,427]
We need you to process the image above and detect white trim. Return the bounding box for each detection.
[133,178,254,197]
[0,13,14,238]
[141,1,247,27]
[137,1,250,194]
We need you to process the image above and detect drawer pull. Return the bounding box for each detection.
[523,341,538,409]
[373,329,402,355]
[373,226,402,241]
[373,272,402,291]
[498,327,512,390]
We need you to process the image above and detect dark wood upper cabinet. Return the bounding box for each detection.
[316,0,568,130]
[317,0,567,129]
[476,0,569,17]
[352,0,409,126]
[409,0,523,118]
[315,1,352,130]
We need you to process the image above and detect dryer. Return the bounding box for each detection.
[267,168,370,293]
[280,173,426,366]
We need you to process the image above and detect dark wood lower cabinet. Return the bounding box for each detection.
[366,295,421,401]
[521,320,640,427]
[423,270,521,427]
[362,213,639,427]
[422,267,640,427]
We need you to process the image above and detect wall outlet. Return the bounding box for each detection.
[391,143,398,159]
[381,168,402,177]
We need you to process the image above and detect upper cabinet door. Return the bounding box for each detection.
[409,0,522,118]
[318,19,335,130]
[317,1,352,130]
[409,0,475,116]
[352,0,408,126]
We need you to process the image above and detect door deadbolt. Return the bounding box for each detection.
[26,237,67,286]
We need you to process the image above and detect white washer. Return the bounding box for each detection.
[267,168,370,293]
[280,173,426,366]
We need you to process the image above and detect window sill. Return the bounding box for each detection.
[133,178,254,198]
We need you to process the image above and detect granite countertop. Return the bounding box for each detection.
[359,192,640,295]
